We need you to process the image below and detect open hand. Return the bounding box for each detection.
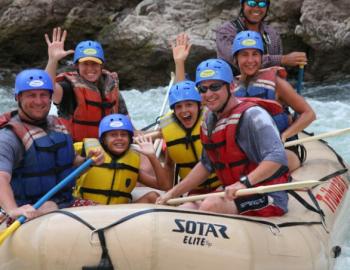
[133,135,155,157]
[45,27,74,62]
[172,33,192,64]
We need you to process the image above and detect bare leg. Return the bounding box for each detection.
[286,149,301,172]
[199,196,238,214]
[135,191,160,203]
[178,201,201,210]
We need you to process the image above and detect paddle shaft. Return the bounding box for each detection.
[0,158,93,245]
[285,127,350,147]
[154,72,175,157]
[166,180,321,205]
[296,65,304,94]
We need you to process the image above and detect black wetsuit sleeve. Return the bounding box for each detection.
[118,92,129,115]
[55,79,77,118]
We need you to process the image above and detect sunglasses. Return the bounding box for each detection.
[246,0,267,8]
[197,82,226,94]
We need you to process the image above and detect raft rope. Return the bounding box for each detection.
[45,131,349,267]
[51,210,114,270]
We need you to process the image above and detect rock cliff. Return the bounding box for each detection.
[0,0,349,90]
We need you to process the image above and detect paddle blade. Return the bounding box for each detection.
[236,180,321,196]
[0,220,21,245]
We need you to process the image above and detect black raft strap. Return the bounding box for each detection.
[288,190,325,219]
[51,210,115,270]
[82,230,114,270]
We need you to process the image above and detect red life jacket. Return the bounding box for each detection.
[56,70,120,142]
[200,100,289,187]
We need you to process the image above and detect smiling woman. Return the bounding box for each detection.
[232,30,316,171]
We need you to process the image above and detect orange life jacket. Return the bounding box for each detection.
[56,70,119,142]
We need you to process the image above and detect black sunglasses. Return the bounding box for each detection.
[197,82,226,94]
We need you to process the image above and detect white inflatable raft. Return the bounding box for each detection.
[0,132,349,270]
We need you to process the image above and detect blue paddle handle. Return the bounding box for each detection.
[17,158,93,224]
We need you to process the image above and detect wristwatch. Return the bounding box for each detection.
[239,175,252,188]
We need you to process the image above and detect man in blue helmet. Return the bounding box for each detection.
[157,59,291,217]
[216,0,307,74]
[44,27,129,142]
[0,69,104,225]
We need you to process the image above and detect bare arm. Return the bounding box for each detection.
[0,171,43,220]
[276,77,316,142]
[134,135,172,190]
[44,27,74,104]
[156,161,210,204]
[172,33,192,82]
[225,160,284,200]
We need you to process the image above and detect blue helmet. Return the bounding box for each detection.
[73,40,105,64]
[99,114,134,139]
[232,30,264,56]
[195,59,234,86]
[15,69,53,96]
[168,80,202,109]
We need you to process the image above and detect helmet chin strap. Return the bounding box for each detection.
[215,85,231,114]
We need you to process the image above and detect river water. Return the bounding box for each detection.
[0,80,349,269]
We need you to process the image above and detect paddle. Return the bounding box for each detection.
[296,65,304,94]
[153,72,175,157]
[285,127,350,148]
[166,180,321,205]
[0,158,93,245]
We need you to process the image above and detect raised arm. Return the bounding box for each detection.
[172,33,192,82]
[44,27,74,104]
[133,135,172,190]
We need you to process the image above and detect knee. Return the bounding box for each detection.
[144,191,160,203]
[199,196,222,212]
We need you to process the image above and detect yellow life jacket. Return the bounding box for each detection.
[74,138,140,204]
[160,111,221,193]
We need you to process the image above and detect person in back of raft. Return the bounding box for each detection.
[0,69,104,226]
[45,27,129,142]
[73,114,171,205]
[216,0,307,75]
[157,59,290,217]
[231,30,316,171]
